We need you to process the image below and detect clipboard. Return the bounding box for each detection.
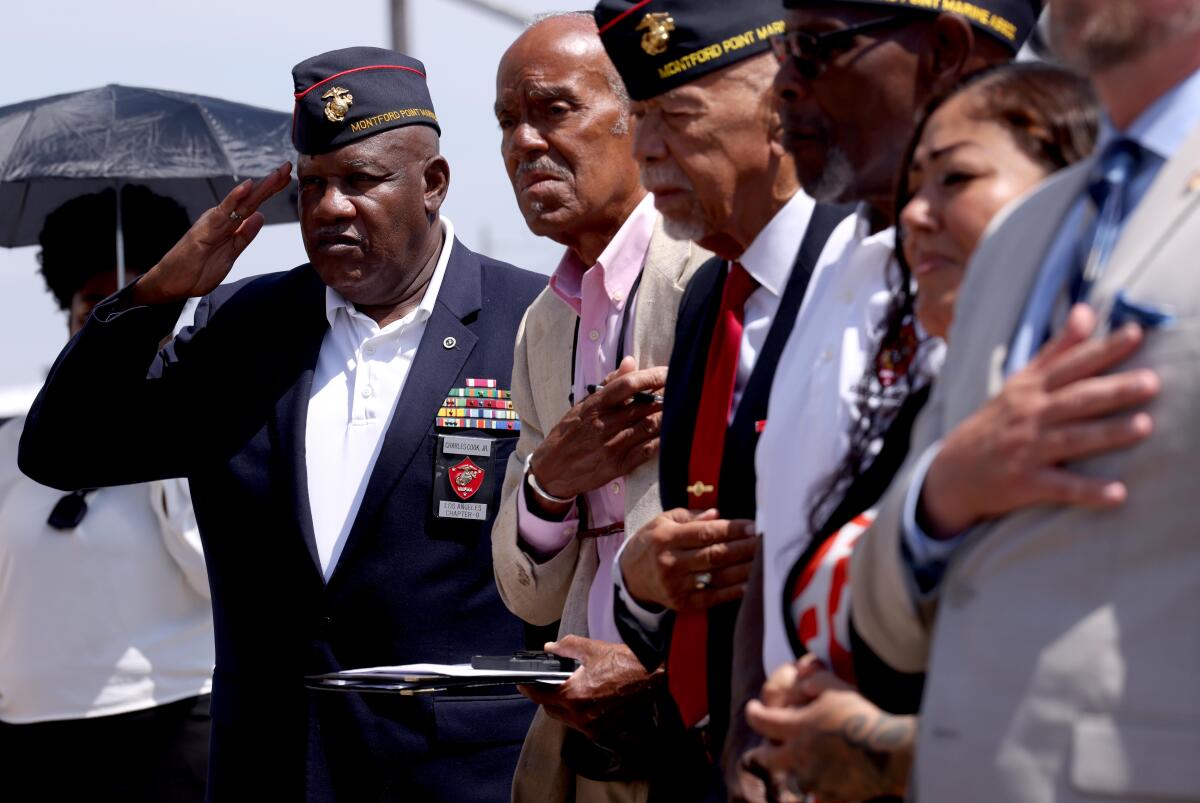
[305,662,573,695]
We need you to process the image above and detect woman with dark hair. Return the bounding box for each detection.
[0,187,214,801]
[745,63,1099,801]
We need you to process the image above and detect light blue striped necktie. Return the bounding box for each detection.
[1069,137,1144,305]
[1011,139,1145,367]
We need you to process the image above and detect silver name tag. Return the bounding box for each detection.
[441,435,494,457]
[438,500,488,521]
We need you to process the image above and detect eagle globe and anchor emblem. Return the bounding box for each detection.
[321,86,354,123]
[448,458,486,501]
[637,12,675,56]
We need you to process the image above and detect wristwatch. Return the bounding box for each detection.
[524,453,573,506]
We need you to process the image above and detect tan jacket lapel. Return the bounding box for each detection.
[629,213,700,367]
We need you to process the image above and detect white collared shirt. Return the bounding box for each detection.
[731,190,815,417]
[305,217,455,580]
[756,207,899,674]
[614,190,844,632]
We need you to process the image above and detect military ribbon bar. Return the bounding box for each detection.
[436,417,521,431]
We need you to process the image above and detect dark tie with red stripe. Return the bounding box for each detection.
[668,261,758,728]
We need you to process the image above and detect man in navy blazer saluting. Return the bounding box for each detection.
[19,47,545,802]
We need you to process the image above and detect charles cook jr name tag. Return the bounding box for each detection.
[433,433,496,521]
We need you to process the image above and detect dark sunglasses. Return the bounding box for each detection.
[769,15,911,80]
[47,488,97,531]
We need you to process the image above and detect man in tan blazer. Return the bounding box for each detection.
[491,13,709,803]
[845,1,1200,800]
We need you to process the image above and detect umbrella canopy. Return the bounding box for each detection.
[0,84,299,248]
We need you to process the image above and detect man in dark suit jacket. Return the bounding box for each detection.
[19,47,544,802]
[592,2,852,799]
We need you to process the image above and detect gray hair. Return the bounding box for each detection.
[527,9,632,135]
[529,9,595,26]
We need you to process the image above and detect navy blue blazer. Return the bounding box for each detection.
[19,238,546,802]
[613,203,853,758]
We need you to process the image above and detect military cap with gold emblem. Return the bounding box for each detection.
[594,0,786,101]
[291,46,440,155]
[781,0,1042,53]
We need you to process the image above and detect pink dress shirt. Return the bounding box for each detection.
[517,193,658,644]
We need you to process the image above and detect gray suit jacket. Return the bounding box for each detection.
[852,122,1200,802]
[492,214,709,803]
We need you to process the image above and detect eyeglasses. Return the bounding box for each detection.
[47,489,97,531]
[769,16,911,80]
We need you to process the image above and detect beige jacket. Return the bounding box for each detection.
[852,123,1200,802]
[494,214,709,803]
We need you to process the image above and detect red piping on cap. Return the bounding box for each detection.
[294,64,426,100]
[597,0,655,34]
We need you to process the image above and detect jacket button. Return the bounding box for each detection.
[316,615,335,637]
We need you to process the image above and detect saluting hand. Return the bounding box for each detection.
[527,356,667,516]
[620,508,756,611]
[920,304,1160,538]
[132,162,293,305]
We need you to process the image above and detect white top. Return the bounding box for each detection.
[306,217,455,580]
[613,190,832,631]
[0,417,214,723]
[756,208,898,674]
[730,190,815,417]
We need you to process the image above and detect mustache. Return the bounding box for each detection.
[639,163,694,190]
[312,228,364,243]
[515,158,572,180]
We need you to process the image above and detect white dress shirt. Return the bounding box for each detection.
[731,190,816,417]
[757,208,898,674]
[0,417,214,723]
[306,217,455,580]
[613,190,824,631]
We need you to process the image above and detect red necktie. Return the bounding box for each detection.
[668,261,757,728]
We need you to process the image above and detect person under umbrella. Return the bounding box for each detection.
[0,186,213,802]
[0,83,299,286]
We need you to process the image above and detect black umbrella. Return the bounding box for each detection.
[0,83,298,279]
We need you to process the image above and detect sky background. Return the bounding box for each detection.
[1,0,583,409]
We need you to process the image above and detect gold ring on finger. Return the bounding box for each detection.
[694,571,712,591]
[229,210,244,222]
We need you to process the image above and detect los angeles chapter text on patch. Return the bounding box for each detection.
[433,433,495,522]
[432,380,518,522]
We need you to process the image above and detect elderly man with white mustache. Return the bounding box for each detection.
[491,12,713,803]
[592,0,855,798]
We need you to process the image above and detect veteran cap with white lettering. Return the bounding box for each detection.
[781,0,1042,52]
[291,46,440,155]
[594,0,786,101]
